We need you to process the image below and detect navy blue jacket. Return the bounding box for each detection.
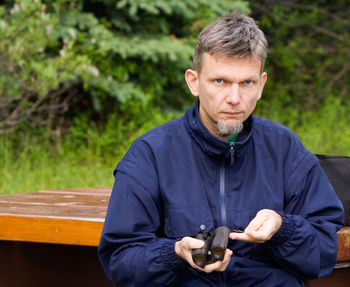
[98,102,344,286]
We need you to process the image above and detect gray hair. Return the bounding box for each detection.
[193,11,268,73]
[217,121,243,137]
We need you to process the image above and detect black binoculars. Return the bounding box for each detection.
[191,226,230,268]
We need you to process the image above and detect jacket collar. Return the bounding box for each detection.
[184,100,253,160]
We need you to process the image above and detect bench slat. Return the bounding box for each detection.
[338,226,350,262]
[0,204,107,220]
[38,188,111,196]
[0,215,103,246]
[0,188,110,246]
[0,192,109,209]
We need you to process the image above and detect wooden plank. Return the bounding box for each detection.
[0,188,110,246]
[0,204,107,220]
[0,215,103,246]
[0,188,111,221]
[38,187,111,196]
[38,187,111,193]
[0,192,109,209]
[338,226,350,262]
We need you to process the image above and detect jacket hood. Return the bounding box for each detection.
[184,100,254,160]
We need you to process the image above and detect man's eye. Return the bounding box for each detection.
[215,79,223,84]
[244,80,253,85]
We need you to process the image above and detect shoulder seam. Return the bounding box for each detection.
[116,165,159,202]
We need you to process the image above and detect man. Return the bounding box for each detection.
[98,12,344,286]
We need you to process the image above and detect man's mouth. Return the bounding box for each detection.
[221,111,243,117]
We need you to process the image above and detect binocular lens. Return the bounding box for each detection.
[211,246,225,259]
[193,253,206,266]
[191,226,229,267]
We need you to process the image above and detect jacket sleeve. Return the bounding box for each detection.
[263,157,344,281]
[98,170,187,286]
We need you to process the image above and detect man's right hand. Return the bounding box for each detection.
[174,236,233,273]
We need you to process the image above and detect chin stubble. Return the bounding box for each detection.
[217,121,243,137]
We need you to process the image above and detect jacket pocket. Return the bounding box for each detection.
[164,206,214,238]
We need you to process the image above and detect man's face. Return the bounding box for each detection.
[185,53,267,140]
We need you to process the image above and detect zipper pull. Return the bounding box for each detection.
[229,143,235,166]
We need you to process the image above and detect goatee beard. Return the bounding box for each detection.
[217,121,243,137]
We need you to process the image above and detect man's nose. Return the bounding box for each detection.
[226,84,240,104]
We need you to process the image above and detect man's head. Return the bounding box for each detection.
[185,12,268,140]
[193,11,267,74]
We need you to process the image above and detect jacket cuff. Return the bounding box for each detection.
[160,240,187,272]
[268,213,296,245]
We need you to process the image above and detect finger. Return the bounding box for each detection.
[181,237,205,250]
[216,249,233,271]
[230,231,267,243]
[244,229,269,242]
[223,248,233,262]
[202,260,222,273]
[203,249,233,273]
[175,237,206,264]
[229,232,254,242]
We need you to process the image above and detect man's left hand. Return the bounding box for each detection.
[229,209,282,243]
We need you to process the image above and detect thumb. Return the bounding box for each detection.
[182,236,205,250]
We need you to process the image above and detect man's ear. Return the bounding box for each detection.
[185,69,199,97]
[257,72,267,100]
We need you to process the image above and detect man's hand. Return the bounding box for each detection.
[175,236,233,273]
[229,209,282,243]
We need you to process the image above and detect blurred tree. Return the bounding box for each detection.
[0,0,249,136]
[250,0,350,125]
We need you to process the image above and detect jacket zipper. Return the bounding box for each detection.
[221,143,235,226]
[220,159,227,226]
[219,143,235,287]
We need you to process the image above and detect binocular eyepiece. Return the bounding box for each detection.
[192,226,230,268]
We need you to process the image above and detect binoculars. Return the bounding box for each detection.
[191,226,230,268]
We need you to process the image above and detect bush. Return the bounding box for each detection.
[2,0,349,194]
[0,0,249,136]
[251,0,350,120]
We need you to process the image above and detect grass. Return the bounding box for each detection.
[293,98,350,156]
[0,136,115,195]
[1,97,349,195]
[0,109,176,195]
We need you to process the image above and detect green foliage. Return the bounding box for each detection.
[0,0,249,135]
[0,0,249,193]
[250,0,350,157]
[0,134,114,195]
[0,0,92,133]
[260,96,350,157]
[0,107,176,194]
[2,0,350,194]
[294,97,350,156]
[251,0,350,122]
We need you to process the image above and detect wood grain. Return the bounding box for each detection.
[337,226,350,262]
[0,215,103,246]
[0,187,110,246]
[0,186,349,262]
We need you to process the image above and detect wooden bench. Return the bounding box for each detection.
[0,188,349,286]
[0,187,113,287]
